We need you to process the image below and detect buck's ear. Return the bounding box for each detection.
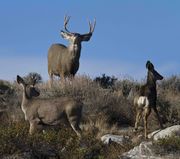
[60,31,71,40]
[80,33,92,41]
[17,75,25,85]
[146,61,154,70]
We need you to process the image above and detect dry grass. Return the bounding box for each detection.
[153,136,180,155]
[0,74,180,158]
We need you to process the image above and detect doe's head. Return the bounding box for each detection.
[17,75,40,98]
[146,61,163,81]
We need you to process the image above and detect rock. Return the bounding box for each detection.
[101,134,129,145]
[148,125,180,141]
[121,141,154,159]
[120,141,179,159]
[121,125,180,158]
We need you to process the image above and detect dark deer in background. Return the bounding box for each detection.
[48,16,96,86]
[17,75,83,137]
[134,61,164,138]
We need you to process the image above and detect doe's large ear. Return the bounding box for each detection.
[146,60,154,70]
[17,75,25,85]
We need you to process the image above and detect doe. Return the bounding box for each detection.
[134,61,164,138]
[17,75,83,137]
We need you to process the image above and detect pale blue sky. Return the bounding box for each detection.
[0,0,180,81]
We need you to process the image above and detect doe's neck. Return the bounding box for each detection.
[146,71,156,88]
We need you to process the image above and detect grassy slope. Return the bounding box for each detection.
[0,75,179,158]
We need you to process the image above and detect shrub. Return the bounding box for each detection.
[39,76,134,127]
[1,74,180,158]
[23,72,42,85]
[157,95,171,123]
[114,78,140,98]
[160,75,180,93]
[0,80,12,94]
[94,74,117,89]
[154,136,180,154]
[0,121,134,159]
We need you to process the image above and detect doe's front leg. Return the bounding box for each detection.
[29,119,43,135]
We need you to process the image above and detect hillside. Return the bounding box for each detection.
[0,74,180,158]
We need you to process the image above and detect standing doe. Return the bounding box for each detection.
[134,61,164,138]
[48,16,96,86]
[17,75,83,137]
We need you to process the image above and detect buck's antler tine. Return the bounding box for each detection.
[88,18,96,33]
[64,15,71,33]
[31,75,37,86]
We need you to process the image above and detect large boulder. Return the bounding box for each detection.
[121,125,180,159]
[120,141,179,159]
[121,141,155,159]
[148,125,180,141]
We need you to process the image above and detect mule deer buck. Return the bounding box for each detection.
[134,61,164,138]
[17,75,83,137]
[48,15,96,86]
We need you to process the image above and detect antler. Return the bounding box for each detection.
[64,15,72,34]
[88,18,96,34]
[30,75,37,86]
